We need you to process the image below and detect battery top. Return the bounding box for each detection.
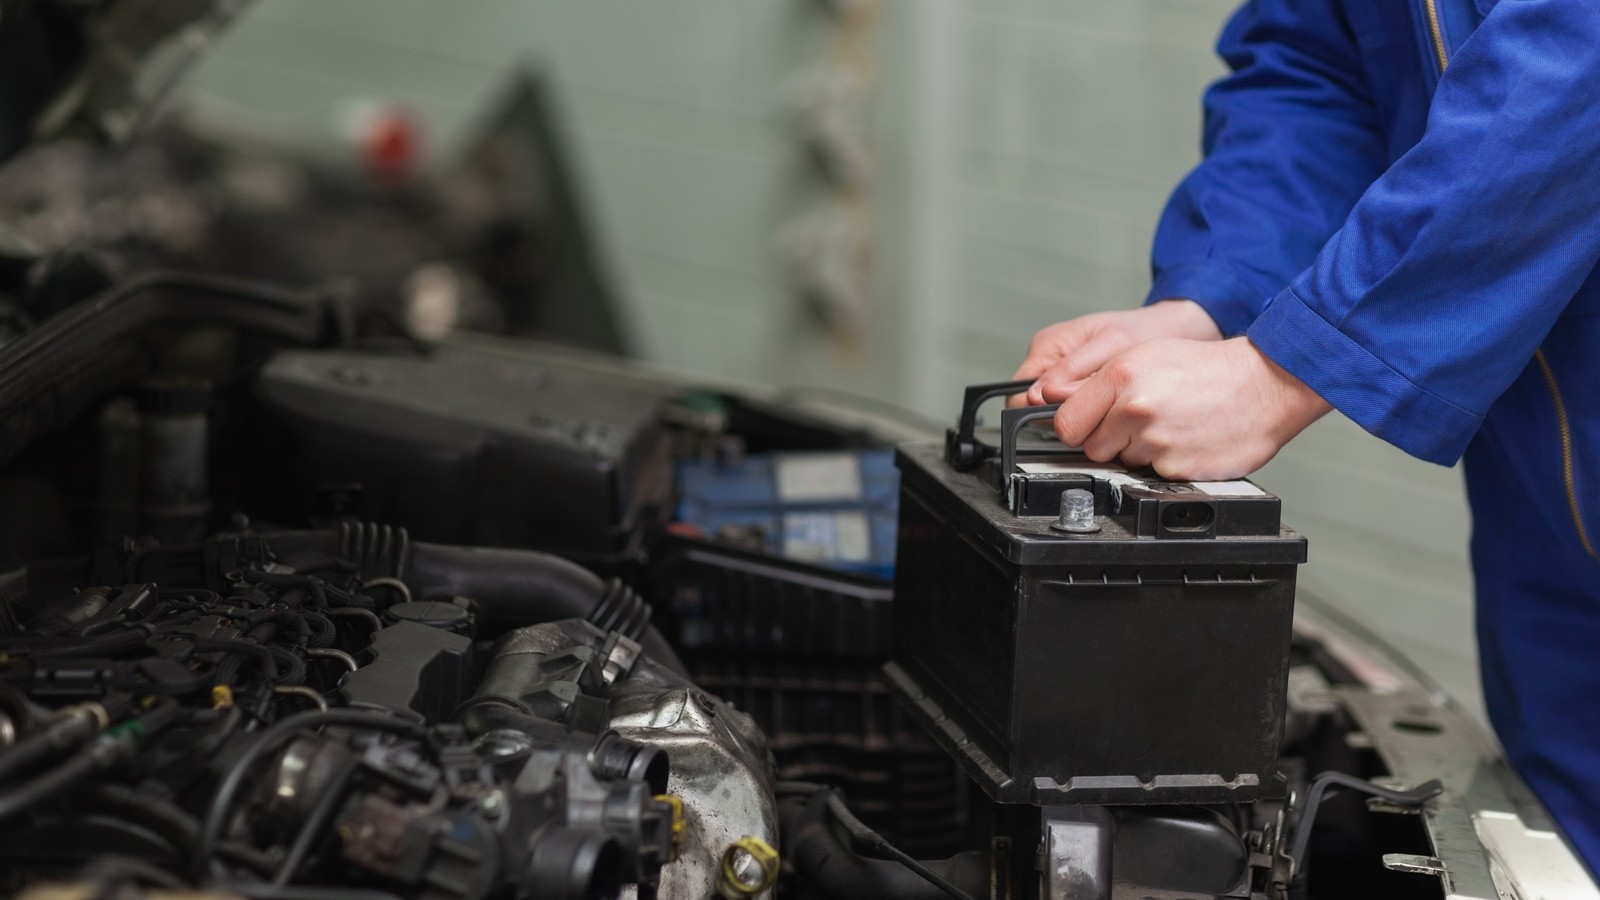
[895,442,1306,568]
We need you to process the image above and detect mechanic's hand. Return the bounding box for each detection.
[1010,300,1222,407]
[1051,336,1331,481]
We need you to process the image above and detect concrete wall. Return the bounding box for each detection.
[182,0,1482,716]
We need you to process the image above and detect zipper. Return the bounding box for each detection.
[1424,7,1596,561]
[1423,0,1451,73]
[1532,351,1600,561]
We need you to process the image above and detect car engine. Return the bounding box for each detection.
[0,278,1462,899]
[0,6,1540,891]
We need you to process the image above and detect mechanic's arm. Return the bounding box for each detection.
[1057,0,1600,477]
[1015,0,1388,404]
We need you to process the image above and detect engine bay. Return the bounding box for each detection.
[0,1,1590,894]
[0,275,1484,899]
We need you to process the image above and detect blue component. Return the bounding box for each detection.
[675,449,898,579]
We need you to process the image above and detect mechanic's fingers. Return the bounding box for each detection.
[1118,439,1155,470]
[1079,418,1132,463]
[1013,320,1096,383]
[1053,368,1120,449]
[1030,334,1130,403]
[1031,377,1088,406]
[1007,372,1090,408]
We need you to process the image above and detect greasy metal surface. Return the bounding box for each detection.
[608,674,778,900]
[1040,806,1112,900]
[1334,687,1503,899]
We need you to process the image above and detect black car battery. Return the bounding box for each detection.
[884,380,1307,806]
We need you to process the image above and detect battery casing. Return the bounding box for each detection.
[885,442,1306,806]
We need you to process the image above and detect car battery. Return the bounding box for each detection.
[674,448,898,579]
[884,380,1307,806]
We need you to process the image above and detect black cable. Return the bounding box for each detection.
[243,572,329,610]
[270,758,358,887]
[190,706,244,758]
[267,646,309,686]
[822,791,981,900]
[780,790,989,900]
[302,612,336,648]
[81,854,193,891]
[1288,771,1444,875]
[87,784,202,852]
[0,704,102,784]
[226,886,404,900]
[0,733,132,822]
[192,638,280,684]
[245,607,313,638]
[192,709,426,882]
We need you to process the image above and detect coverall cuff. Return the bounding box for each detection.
[1247,287,1480,466]
[1144,263,1269,337]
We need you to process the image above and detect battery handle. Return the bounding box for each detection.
[945,379,1035,470]
[999,403,1063,489]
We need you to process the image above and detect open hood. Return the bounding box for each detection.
[0,0,249,164]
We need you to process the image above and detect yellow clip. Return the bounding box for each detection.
[717,836,780,898]
[656,794,687,862]
[211,685,235,710]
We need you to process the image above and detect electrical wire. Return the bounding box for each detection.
[270,759,358,887]
[192,709,426,882]
[0,703,104,784]
[778,781,981,900]
[0,701,177,824]
[1288,771,1444,875]
[227,886,405,900]
[0,738,124,823]
[823,792,981,900]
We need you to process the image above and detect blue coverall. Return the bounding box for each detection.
[1146,0,1600,871]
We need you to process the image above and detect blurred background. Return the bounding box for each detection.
[164,0,1478,716]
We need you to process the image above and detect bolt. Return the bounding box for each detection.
[1051,488,1100,534]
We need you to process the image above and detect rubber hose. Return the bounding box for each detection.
[268,528,688,674]
[87,784,201,850]
[0,705,102,784]
[0,740,119,823]
[0,699,174,824]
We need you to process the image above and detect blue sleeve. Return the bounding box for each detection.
[1248,0,1600,466]
[1146,0,1389,336]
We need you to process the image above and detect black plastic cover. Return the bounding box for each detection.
[253,339,677,567]
[339,620,472,721]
